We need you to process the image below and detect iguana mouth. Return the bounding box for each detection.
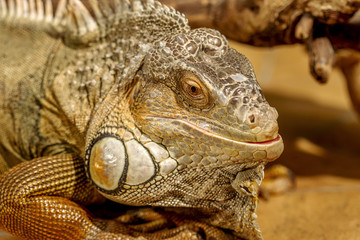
[147,115,281,145]
[246,135,281,145]
[183,118,281,146]
[146,116,283,162]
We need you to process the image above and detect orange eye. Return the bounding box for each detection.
[185,80,203,97]
[179,75,211,108]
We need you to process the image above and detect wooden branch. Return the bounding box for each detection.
[295,13,314,40]
[308,37,334,83]
[161,0,360,49]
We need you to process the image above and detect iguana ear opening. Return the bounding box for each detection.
[126,69,144,104]
[121,57,147,96]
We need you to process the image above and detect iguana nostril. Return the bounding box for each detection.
[248,114,256,124]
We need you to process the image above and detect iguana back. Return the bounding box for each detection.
[0,0,189,172]
[0,25,56,170]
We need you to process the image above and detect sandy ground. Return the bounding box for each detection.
[1,43,359,240]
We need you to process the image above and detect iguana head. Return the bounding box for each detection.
[133,27,281,156]
[85,28,283,238]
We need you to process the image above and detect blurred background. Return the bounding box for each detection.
[230,42,360,240]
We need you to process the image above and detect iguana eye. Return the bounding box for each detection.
[180,75,211,108]
[185,80,203,97]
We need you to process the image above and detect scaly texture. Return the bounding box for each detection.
[0,0,283,239]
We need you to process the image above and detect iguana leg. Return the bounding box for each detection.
[0,154,228,239]
[0,154,174,239]
[259,164,296,199]
[336,49,360,115]
[0,154,118,239]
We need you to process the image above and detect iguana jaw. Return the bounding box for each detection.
[143,115,283,165]
[246,135,281,145]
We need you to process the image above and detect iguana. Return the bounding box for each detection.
[0,0,283,239]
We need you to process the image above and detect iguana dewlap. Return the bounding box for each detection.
[0,0,283,239]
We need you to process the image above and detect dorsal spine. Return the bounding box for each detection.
[0,0,189,46]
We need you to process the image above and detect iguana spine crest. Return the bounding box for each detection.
[0,0,188,46]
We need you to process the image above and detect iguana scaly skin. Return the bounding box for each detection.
[0,0,283,239]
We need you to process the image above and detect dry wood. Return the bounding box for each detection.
[161,0,360,48]
[308,37,334,83]
[295,13,314,40]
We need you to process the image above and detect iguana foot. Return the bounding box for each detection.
[259,164,296,199]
